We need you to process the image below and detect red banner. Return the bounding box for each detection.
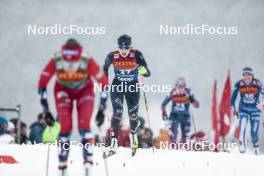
[219,71,232,137]
[0,155,18,164]
[211,80,220,152]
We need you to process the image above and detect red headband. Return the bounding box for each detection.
[61,46,82,61]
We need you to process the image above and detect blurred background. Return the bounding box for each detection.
[0,0,264,147]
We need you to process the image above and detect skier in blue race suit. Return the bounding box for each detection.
[161,77,199,145]
[231,67,264,154]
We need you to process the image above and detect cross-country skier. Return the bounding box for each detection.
[38,38,108,175]
[161,77,199,146]
[101,34,151,156]
[231,67,264,154]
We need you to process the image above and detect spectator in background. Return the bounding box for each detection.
[102,116,154,148]
[118,128,130,147]
[154,128,170,149]
[29,112,60,144]
[10,118,28,144]
[0,116,15,144]
[0,116,8,135]
[104,126,131,148]
[137,117,153,148]
[190,131,209,151]
[29,112,47,144]
[6,121,16,138]
[138,128,153,148]
[42,112,60,144]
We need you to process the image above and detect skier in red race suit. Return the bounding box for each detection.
[38,38,108,174]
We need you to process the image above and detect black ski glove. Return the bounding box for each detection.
[39,88,49,112]
[96,91,108,127]
[162,111,169,121]
[96,110,105,127]
[44,112,55,126]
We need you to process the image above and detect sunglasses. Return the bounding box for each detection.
[62,49,79,56]
[242,72,253,77]
[118,45,130,50]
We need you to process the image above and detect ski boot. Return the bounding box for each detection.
[239,143,246,154]
[254,144,260,155]
[84,161,93,176]
[58,162,68,176]
[240,150,246,154]
[129,132,138,157]
[107,138,118,157]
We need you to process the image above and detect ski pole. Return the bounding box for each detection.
[45,145,51,176]
[140,76,151,128]
[16,105,21,144]
[143,91,151,128]
[190,110,197,134]
[140,76,155,153]
[45,127,52,176]
[102,151,109,176]
[262,110,264,128]
[190,110,200,150]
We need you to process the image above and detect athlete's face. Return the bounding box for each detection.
[176,85,185,94]
[119,48,131,57]
[243,74,253,84]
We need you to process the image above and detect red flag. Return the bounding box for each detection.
[219,71,232,137]
[211,80,220,151]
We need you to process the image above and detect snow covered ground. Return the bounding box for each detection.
[0,143,263,176]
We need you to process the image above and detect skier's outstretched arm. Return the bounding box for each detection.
[135,50,151,77]
[38,58,56,112]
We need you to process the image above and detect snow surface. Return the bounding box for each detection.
[0,143,263,176]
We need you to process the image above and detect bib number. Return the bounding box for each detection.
[119,70,131,75]
[174,103,186,111]
[243,94,256,104]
